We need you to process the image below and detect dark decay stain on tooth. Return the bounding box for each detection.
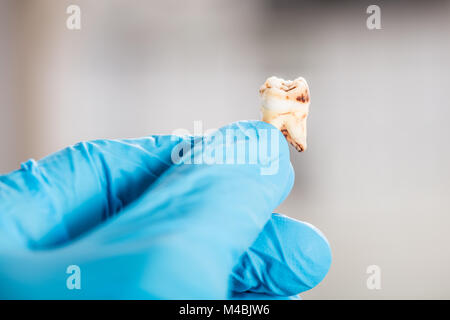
[285,86,297,92]
[296,94,310,103]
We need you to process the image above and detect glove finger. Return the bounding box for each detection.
[230,213,332,297]
[0,121,294,299]
[0,134,185,249]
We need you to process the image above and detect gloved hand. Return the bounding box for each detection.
[0,120,331,299]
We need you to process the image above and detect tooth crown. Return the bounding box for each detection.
[259,76,310,113]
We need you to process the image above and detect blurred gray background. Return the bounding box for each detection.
[1,0,450,299]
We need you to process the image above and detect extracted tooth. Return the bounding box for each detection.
[259,76,311,152]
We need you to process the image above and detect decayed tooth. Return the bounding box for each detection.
[259,76,311,152]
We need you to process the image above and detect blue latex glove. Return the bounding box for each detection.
[0,121,331,299]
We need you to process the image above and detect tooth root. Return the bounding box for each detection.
[284,115,307,151]
[285,134,304,152]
